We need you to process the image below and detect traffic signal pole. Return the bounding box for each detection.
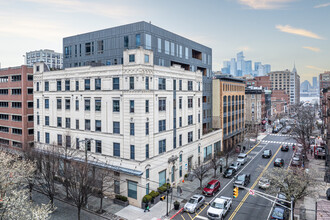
[233,185,293,212]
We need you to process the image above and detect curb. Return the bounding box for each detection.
[170,208,183,219]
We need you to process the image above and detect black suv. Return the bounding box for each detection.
[262,149,272,158]
[223,168,236,178]
[281,145,289,152]
[234,173,251,188]
[274,158,284,167]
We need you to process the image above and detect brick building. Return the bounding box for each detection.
[271,90,289,117]
[246,76,271,90]
[212,75,245,151]
[0,66,34,150]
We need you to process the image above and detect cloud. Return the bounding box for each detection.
[314,2,330,8]
[302,46,320,52]
[238,46,251,51]
[0,13,72,42]
[237,0,295,9]
[20,0,137,19]
[306,65,324,71]
[276,25,324,39]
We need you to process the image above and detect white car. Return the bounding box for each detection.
[237,153,248,165]
[229,161,241,171]
[207,196,232,219]
[258,177,270,189]
[183,195,205,213]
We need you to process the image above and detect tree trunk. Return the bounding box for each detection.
[214,168,217,178]
[50,197,54,209]
[77,206,81,220]
[99,196,103,213]
[29,184,33,201]
[200,179,202,189]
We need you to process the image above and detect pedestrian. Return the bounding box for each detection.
[243,146,246,152]
[220,165,223,174]
[310,149,313,156]
[144,201,150,212]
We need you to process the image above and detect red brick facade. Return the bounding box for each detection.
[246,76,271,90]
[0,66,34,150]
[271,90,289,116]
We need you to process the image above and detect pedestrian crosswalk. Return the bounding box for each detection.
[261,140,296,145]
[268,134,297,137]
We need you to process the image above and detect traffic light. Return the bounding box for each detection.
[160,195,166,201]
[233,187,238,198]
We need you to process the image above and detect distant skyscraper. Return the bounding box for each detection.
[313,77,318,89]
[221,61,231,74]
[301,80,312,92]
[237,51,244,77]
[230,58,237,76]
[254,62,261,71]
[264,64,271,74]
[244,60,252,75]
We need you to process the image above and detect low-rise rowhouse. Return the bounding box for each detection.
[33,48,222,207]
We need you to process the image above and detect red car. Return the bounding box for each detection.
[202,180,220,196]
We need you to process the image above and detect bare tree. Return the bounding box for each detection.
[192,163,209,189]
[209,155,221,178]
[263,167,323,201]
[94,167,113,214]
[65,161,94,220]
[34,145,58,209]
[292,105,316,161]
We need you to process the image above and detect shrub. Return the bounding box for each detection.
[149,190,159,198]
[115,194,128,202]
[162,183,171,188]
[142,195,152,203]
[157,186,167,193]
[174,200,180,205]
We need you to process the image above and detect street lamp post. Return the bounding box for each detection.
[291,197,294,220]
[166,178,169,216]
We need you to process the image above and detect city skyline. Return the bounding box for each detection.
[0,0,329,83]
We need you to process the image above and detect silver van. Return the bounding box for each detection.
[237,153,248,165]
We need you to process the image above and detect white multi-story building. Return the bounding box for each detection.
[26,49,63,70]
[33,48,222,207]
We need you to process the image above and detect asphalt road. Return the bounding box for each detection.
[174,132,296,220]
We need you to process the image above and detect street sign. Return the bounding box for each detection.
[185,164,188,170]
[249,189,255,195]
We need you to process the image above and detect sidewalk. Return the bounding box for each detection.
[294,144,329,220]
[115,133,269,220]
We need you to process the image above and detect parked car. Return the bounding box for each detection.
[274,158,284,167]
[262,149,272,158]
[291,157,302,167]
[223,168,236,178]
[203,180,220,196]
[207,196,232,220]
[315,147,326,159]
[271,206,289,220]
[281,145,289,152]
[229,161,241,171]
[276,193,290,208]
[258,177,270,189]
[326,188,330,200]
[234,173,251,188]
[237,153,248,165]
[183,195,205,213]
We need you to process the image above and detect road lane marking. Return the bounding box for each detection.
[192,204,209,220]
[228,145,282,220]
[181,214,186,220]
[187,212,193,220]
[195,216,208,220]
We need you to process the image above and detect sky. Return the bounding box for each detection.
[0,0,329,83]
